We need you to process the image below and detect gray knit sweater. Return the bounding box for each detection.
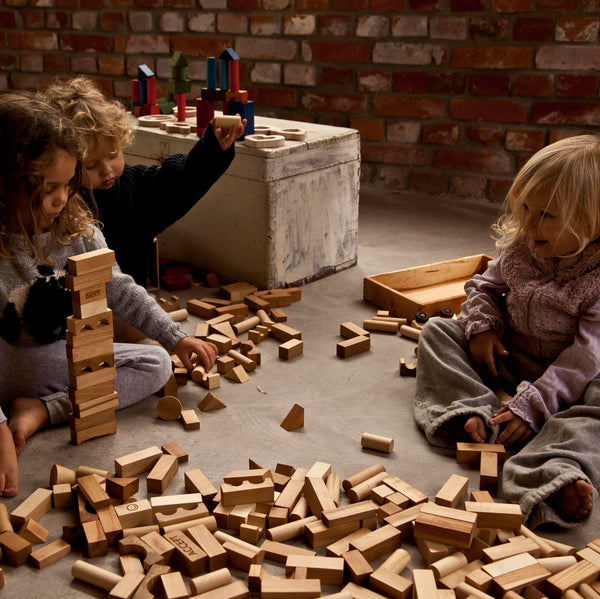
[0,225,186,351]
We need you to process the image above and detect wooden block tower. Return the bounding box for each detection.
[64,248,118,445]
[169,51,192,123]
[131,65,160,117]
[197,47,254,138]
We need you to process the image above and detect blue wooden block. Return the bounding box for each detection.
[226,100,254,138]
[219,58,228,91]
[137,64,154,79]
[206,57,216,89]
[139,79,147,105]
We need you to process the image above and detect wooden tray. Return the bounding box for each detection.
[363,254,493,319]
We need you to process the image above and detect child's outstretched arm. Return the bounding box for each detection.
[211,116,247,152]
[0,421,19,497]
[469,330,509,377]
[173,337,218,372]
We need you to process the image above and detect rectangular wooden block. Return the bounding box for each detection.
[163,529,208,577]
[414,503,477,549]
[221,478,274,507]
[456,442,506,464]
[464,501,522,529]
[279,338,303,360]
[115,446,163,477]
[261,578,321,598]
[68,248,116,276]
[29,538,71,569]
[349,524,402,562]
[337,335,370,358]
[435,474,469,509]
[10,488,53,528]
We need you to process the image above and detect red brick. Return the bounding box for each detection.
[531,102,600,126]
[582,0,600,8]
[362,143,430,166]
[137,0,163,6]
[20,53,43,72]
[393,72,428,93]
[537,0,576,8]
[319,15,352,36]
[450,99,527,123]
[410,171,448,193]
[493,0,532,10]
[302,92,367,113]
[429,72,467,94]
[55,0,78,6]
[321,67,354,86]
[450,0,484,10]
[71,55,98,73]
[44,52,69,72]
[250,16,280,36]
[410,0,443,7]
[374,95,444,119]
[430,16,468,39]
[449,176,487,198]
[61,33,112,53]
[452,46,531,68]
[358,70,392,92]
[350,118,385,141]
[470,73,510,96]
[488,178,512,202]
[229,0,260,8]
[423,123,459,145]
[469,17,509,39]
[46,10,69,28]
[248,87,296,108]
[557,74,599,98]
[548,130,582,144]
[465,126,504,146]
[513,17,554,40]
[297,0,330,7]
[512,73,553,96]
[165,0,193,6]
[387,122,420,143]
[8,31,58,51]
[10,72,55,90]
[218,13,248,34]
[376,166,409,188]
[556,17,599,42]
[303,41,370,63]
[23,9,44,28]
[434,148,512,173]
[0,53,18,70]
[98,55,125,76]
[505,129,546,151]
[0,10,17,28]
[171,37,230,57]
[372,0,405,7]
[535,46,600,70]
[100,11,125,30]
[331,0,366,7]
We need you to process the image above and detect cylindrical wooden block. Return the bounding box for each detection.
[564,591,585,599]
[156,395,182,421]
[363,319,399,333]
[400,324,421,340]
[289,496,309,521]
[72,560,123,591]
[190,567,232,595]
[191,365,207,382]
[256,309,275,326]
[578,583,600,599]
[214,115,241,128]
[233,316,260,335]
[121,524,160,538]
[346,471,389,503]
[76,465,111,480]
[430,551,468,580]
[170,308,189,322]
[162,515,217,535]
[377,548,411,575]
[342,463,386,491]
[538,556,578,574]
[372,316,408,326]
[50,464,76,486]
[266,516,318,543]
[227,349,257,372]
[361,433,395,453]
[517,525,558,557]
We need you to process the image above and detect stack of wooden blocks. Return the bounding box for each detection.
[64,248,118,445]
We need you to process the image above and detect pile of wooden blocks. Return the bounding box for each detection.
[64,248,119,445]
[1,439,598,599]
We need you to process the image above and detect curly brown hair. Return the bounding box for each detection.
[0,90,95,264]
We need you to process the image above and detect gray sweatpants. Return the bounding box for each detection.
[414,318,599,528]
[0,338,173,426]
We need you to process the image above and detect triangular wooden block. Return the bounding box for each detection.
[210,321,237,340]
[105,477,139,501]
[280,403,304,431]
[224,364,249,383]
[198,392,226,412]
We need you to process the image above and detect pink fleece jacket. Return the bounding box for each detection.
[459,234,600,432]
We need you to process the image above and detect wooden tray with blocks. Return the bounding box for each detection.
[363,253,494,319]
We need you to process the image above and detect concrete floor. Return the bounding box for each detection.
[3,185,599,597]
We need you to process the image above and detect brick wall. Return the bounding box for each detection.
[1,0,599,202]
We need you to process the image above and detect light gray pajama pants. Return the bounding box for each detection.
[0,338,173,426]
[414,318,599,529]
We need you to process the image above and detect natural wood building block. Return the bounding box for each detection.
[343,548,374,584]
[464,501,523,529]
[68,247,116,275]
[181,408,201,430]
[106,477,139,502]
[337,335,370,358]
[10,487,53,528]
[29,538,71,568]
[479,451,499,493]
[267,515,318,543]
[156,395,183,421]
[303,476,337,518]
[224,364,250,383]
[53,483,73,509]
[190,567,233,595]
[150,493,204,514]
[370,568,413,599]
[221,478,275,507]
[270,323,302,342]
[77,473,112,510]
[186,524,228,571]
[349,523,402,562]
[191,580,249,599]
[115,446,163,477]
[430,550,468,580]
[322,500,379,528]
[270,308,287,322]
[280,403,304,431]
[543,560,600,599]
[363,318,399,333]
[161,441,188,463]
[82,519,108,558]
[481,537,541,562]
[260,539,316,563]
[456,442,506,464]
[413,568,440,599]
[163,529,208,577]
[261,578,321,598]
[305,519,362,549]
[279,338,303,360]
[414,502,477,549]
[361,432,394,453]
[493,562,552,595]
[147,454,179,494]
[382,476,428,506]
[340,321,370,339]
[415,536,452,565]
[17,517,48,544]
[156,571,188,599]
[185,469,218,504]
[346,471,389,503]
[375,547,412,574]
[435,474,469,508]
[155,505,211,529]
[342,582,389,598]
[0,530,32,566]
[71,559,123,591]
[343,464,386,491]
[222,540,263,571]
[115,499,154,529]
[96,505,123,547]
[109,572,145,599]
[49,463,77,486]
[187,299,215,318]
[199,391,226,411]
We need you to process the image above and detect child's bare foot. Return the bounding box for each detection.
[464,416,487,443]
[8,397,49,453]
[549,480,593,521]
[0,422,19,497]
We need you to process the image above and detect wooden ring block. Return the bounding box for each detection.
[244,134,286,148]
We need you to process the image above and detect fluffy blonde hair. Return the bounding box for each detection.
[41,76,134,155]
[493,134,600,257]
[0,91,95,263]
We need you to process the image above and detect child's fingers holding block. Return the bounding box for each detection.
[214,115,242,129]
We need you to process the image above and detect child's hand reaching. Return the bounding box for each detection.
[173,337,218,373]
[489,405,533,446]
[211,116,247,151]
[0,422,19,497]
[469,330,508,377]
